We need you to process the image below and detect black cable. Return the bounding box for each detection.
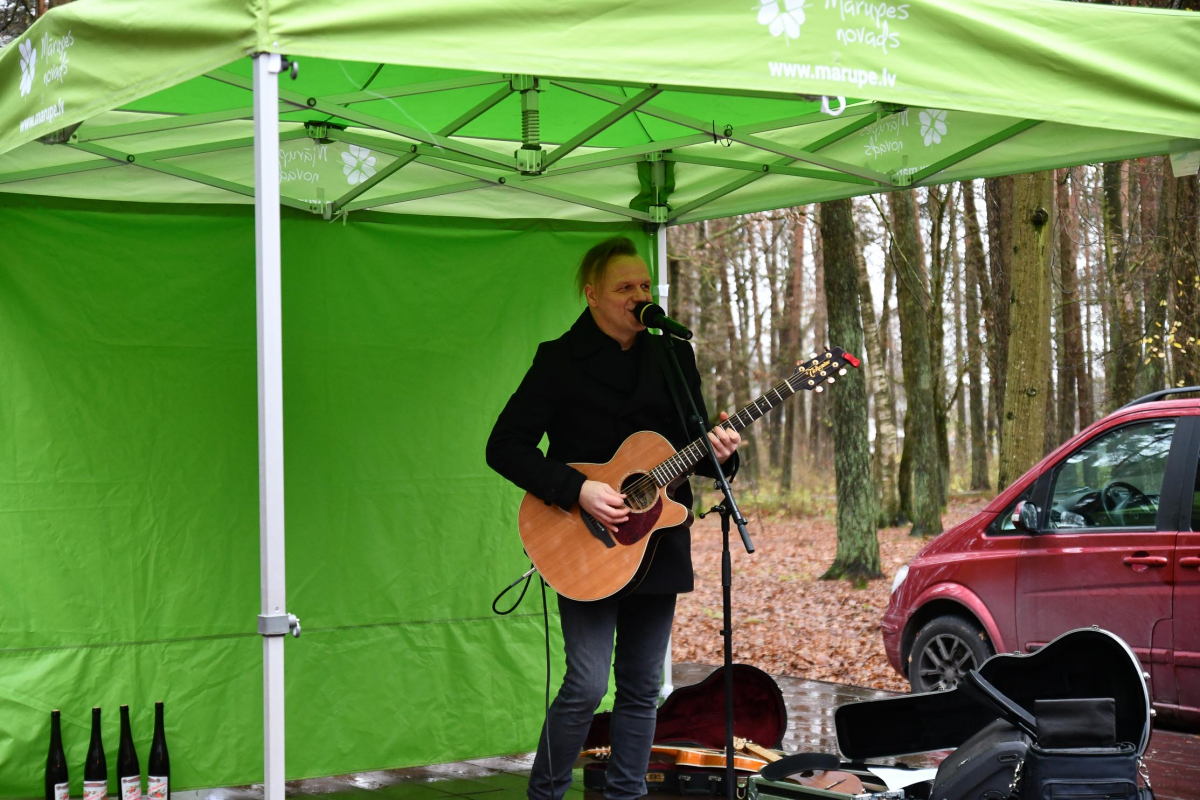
[492,564,535,615]
[541,576,554,781]
[491,569,554,780]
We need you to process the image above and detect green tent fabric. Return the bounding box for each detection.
[2,0,1198,221]
[2,0,1200,797]
[0,191,650,795]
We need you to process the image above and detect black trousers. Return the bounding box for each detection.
[527,593,677,800]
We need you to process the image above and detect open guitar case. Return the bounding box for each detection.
[581,663,788,796]
[755,627,1151,800]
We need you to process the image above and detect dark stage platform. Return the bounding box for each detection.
[177,664,1200,800]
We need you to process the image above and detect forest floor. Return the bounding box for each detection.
[672,493,985,692]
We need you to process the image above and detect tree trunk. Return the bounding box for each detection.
[856,234,902,525]
[698,222,724,416]
[890,190,943,537]
[720,254,758,484]
[984,177,1014,440]
[1081,188,1099,427]
[962,181,991,490]
[819,200,882,580]
[1059,168,1090,438]
[999,172,1055,489]
[1103,161,1140,408]
[1135,159,1167,396]
[898,411,913,525]
[811,219,831,466]
[780,211,808,492]
[928,189,951,504]
[1170,175,1200,386]
[951,199,968,473]
[764,219,784,470]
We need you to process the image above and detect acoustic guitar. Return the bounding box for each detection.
[518,347,860,601]
[581,742,864,795]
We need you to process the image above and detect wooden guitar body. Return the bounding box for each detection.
[519,430,690,601]
[517,347,860,601]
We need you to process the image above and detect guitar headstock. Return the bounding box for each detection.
[793,345,860,393]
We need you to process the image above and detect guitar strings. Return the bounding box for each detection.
[617,365,829,506]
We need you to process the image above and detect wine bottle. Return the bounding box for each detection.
[146,702,169,800]
[117,706,141,800]
[83,707,107,800]
[45,710,69,800]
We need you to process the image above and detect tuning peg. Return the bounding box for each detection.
[814,385,824,393]
[831,361,840,368]
[819,370,827,376]
[810,353,819,361]
[827,376,835,384]
[807,379,815,386]
[838,368,847,376]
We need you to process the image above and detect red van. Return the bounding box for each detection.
[882,388,1200,725]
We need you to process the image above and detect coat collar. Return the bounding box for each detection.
[567,308,648,359]
[566,310,665,413]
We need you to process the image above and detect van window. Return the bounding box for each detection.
[1048,419,1175,530]
[1193,449,1200,531]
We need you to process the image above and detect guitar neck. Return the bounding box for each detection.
[648,354,838,487]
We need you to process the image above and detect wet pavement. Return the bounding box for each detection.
[175,663,1200,800]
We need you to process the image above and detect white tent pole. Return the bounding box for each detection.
[655,223,675,702]
[253,51,295,800]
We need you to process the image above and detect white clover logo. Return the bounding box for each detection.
[19,39,37,97]
[341,145,377,185]
[757,0,807,42]
[919,109,948,146]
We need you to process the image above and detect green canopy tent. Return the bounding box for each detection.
[1,0,1198,797]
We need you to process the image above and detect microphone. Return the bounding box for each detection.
[634,301,693,340]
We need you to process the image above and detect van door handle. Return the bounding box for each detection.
[1180,557,1200,569]
[1123,555,1168,567]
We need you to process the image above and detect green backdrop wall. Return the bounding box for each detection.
[0,194,649,796]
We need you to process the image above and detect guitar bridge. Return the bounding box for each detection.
[581,511,617,549]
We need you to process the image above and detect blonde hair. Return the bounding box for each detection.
[576,236,639,298]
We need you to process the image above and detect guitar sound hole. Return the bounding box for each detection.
[620,473,658,512]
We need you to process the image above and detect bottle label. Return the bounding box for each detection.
[84,780,108,800]
[120,775,141,800]
[54,782,69,800]
[146,777,168,800]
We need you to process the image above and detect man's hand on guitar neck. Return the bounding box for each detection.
[708,411,742,462]
[579,480,629,533]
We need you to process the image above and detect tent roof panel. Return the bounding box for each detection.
[1,0,1197,221]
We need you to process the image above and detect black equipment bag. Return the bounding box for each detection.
[1018,742,1141,800]
[928,719,1028,800]
[959,670,1151,800]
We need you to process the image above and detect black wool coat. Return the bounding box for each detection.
[486,310,738,595]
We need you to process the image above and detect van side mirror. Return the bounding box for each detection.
[1012,500,1040,534]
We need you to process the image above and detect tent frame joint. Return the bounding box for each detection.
[305,120,345,144]
[257,613,302,637]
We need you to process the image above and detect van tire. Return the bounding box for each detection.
[907,615,994,693]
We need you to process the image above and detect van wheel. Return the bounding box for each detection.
[907,616,994,693]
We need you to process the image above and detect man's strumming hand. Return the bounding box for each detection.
[579,480,629,532]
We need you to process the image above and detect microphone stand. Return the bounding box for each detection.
[660,332,754,800]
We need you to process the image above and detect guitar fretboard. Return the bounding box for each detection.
[648,352,843,487]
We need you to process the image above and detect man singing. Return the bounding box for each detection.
[486,236,741,800]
